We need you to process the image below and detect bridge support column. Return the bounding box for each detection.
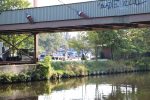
[34,33,38,63]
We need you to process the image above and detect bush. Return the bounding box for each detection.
[0,56,53,83]
[134,57,150,69]
[30,64,51,80]
[39,56,52,68]
[0,73,12,83]
[31,71,41,81]
[11,74,19,83]
[17,73,29,82]
[38,56,54,78]
[63,63,88,76]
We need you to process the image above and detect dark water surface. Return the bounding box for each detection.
[1,72,150,100]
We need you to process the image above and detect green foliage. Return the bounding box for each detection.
[52,61,80,70]
[0,57,150,84]
[86,30,127,59]
[84,60,123,72]
[52,61,88,77]
[128,28,150,53]
[40,56,52,67]
[17,73,30,82]
[51,61,89,77]
[55,70,64,75]
[31,65,51,80]
[0,0,30,12]
[68,38,83,54]
[31,70,41,81]
[134,57,150,69]
[52,60,149,74]
[0,0,32,56]
[37,56,54,79]
[86,28,150,60]
[11,74,19,83]
[68,32,91,56]
[51,61,64,70]
[0,72,30,83]
[0,73,12,83]
[64,63,88,76]
[0,56,53,83]
[0,34,34,56]
[39,33,68,53]
[0,81,51,97]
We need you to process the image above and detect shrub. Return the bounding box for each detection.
[134,57,150,69]
[31,64,51,80]
[40,56,54,77]
[31,71,41,81]
[63,63,88,76]
[17,73,29,82]
[11,74,18,83]
[39,56,52,68]
[0,73,12,83]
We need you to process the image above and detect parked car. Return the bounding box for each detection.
[38,52,46,61]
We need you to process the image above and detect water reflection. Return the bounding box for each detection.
[39,84,137,100]
[1,72,150,100]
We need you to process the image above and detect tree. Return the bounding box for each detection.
[87,30,120,59]
[68,32,91,57]
[129,28,150,52]
[123,28,150,57]
[142,28,150,51]
[0,0,30,12]
[38,33,68,54]
[0,0,31,57]
[86,28,150,60]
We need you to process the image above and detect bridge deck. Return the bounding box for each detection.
[0,0,150,33]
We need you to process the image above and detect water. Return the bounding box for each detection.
[0,72,150,100]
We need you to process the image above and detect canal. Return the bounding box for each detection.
[0,72,150,100]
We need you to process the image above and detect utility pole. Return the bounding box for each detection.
[33,0,37,7]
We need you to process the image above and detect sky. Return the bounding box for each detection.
[28,0,93,7]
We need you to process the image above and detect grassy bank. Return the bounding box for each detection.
[52,57,150,77]
[0,56,149,84]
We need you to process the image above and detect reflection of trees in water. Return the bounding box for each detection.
[105,85,126,100]
[1,72,150,100]
[91,83,137,100]
[88,73,150,88]
[94,83,101,100]
[51,77,87,91]
[90,72,150,100]
[50,73,150,100]
[0,78,87,99]
[0,81,50,99]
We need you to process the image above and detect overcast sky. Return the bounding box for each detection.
[28,0,93,7]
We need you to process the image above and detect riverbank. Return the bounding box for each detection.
[0,56,149,83]
[52,57,150,78]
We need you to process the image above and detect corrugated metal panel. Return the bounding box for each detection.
[0,0,150,25]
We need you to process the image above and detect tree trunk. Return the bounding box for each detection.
[95,45,98,61]
[111,46,114,60]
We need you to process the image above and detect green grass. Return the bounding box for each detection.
[52,58,150,73]
[0,57,149,83]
